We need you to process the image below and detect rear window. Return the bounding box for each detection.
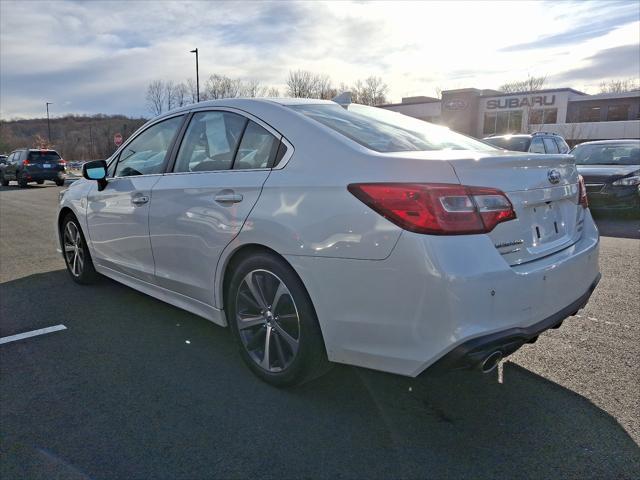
[28,151,61,163]
[290,103,496,153]
[484,136,531,152]
[572,143,640,165]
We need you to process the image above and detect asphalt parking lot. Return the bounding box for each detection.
[1,183,639,479]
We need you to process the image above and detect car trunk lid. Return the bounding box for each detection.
[445,151,582,265]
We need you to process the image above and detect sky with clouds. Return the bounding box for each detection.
[1,0,638,119]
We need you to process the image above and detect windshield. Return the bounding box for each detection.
[484,136,531,152]
[290,103,497,153]
[572,143,640,165]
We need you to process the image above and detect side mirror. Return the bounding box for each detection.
[82,160,108,191]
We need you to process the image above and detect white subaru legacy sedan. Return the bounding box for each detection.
[56,98,600,386]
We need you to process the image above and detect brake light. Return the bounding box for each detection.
[348,183,516,235]
[22,159,29,166]
[578,175,588,208]
[58,159,67,166]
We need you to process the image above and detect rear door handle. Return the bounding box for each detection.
[214,193,243,204]
[132,195,149,205]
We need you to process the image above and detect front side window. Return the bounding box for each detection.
[554,138,570,154]
[234,121,279,170]
[174,111,247,173]
[291,103,496,153]
[115,116,184,177]
[529,137,545,153]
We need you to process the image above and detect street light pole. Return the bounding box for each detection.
[190,48,200,102]
[45,102,53,145]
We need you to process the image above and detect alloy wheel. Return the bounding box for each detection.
[63,221,84,277]
[235,269,301,373]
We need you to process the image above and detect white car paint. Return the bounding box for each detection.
[56,98,600,376]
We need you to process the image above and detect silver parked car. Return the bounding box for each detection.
[56,98,600,386]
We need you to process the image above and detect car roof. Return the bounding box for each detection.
[574,139,640,146]
[157,97,335,118]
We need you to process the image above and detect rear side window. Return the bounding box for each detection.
[174,111,247,173]
[27,151,61,163]
[543,137,559,154]
[234,121,279,170]
[529,138,545,153]
[554,138,570,154]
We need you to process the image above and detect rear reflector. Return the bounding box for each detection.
[348,183,516,235]
[578,175,588,209]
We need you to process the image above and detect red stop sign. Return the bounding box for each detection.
[114,133,123,147]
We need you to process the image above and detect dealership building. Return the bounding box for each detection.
[380,87,640,145]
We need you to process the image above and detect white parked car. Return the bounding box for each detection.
[56,98,600,386]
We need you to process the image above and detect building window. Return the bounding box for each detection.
[483,112,497,135]
[578,106,601,122]
[529,108,557,124]
[496,112,509,134]
[509,111,523,132]
[529,109,543,125]
[544,108,557,124]
[606,105,630,121]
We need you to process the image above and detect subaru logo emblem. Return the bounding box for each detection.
[547,169,561,184]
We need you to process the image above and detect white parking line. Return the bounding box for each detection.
[0,325,67,345]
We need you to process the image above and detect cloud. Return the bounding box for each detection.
[0,0,638,118]
[553,43,640,82]
[500,2,639,52]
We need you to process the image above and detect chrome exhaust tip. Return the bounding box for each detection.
[479,351,503,373]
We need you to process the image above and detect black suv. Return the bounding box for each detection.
[483,132,570,154]
[0,149,66,187]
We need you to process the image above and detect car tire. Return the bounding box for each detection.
[55,179,65,186]
[61,213,99,285]
[227,251,330,387]
[0,173,8,186]
[36,180,44,185]
[17,173,28,188]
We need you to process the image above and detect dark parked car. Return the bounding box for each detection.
[0,149,67,187]
[0,155,7,165]
[572,139,640,215]
[483,132,570,154]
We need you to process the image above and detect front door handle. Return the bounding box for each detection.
[131,195,149,205]
[214,193,243,204]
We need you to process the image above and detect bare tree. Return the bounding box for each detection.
[315,74,336,100]
[165,80,176,111]
[146,80,165,115]
[186,78,199,103]
[499,75,547,93]
[205,74,243,99]
[243,79,270,98]
[352,76,389,105]
[266,86,280,97]
[599,78,640,93]
[174,82,189,107]
[286,70,319,98]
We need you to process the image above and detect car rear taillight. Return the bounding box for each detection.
[348,183,516,235]
[578,175,588,209]
[58,159,67,166]
[22,159,29,166]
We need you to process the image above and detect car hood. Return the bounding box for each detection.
[576,164,640,179]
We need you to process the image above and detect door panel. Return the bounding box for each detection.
[86,176,161,282]
[149,170,270,305]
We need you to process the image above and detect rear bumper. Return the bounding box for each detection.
[286,210,600,377]
[430,273,600,371]
[23,170,66,181]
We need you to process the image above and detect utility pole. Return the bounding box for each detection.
[46,102,53,145]
[190,48,200,102]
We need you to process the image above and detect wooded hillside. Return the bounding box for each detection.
[0,114,148,161]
